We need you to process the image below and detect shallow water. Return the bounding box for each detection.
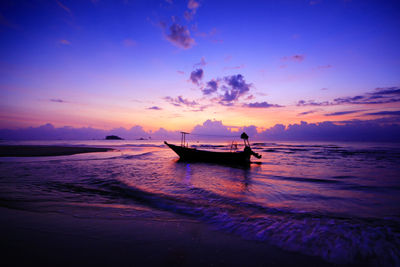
[1,140,400,265]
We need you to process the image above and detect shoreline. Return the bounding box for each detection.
[0,206,333,266]
[0,145,113,157]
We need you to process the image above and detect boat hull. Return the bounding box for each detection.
[164,142,251,164]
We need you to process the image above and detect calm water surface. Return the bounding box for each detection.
[1,140,399,265]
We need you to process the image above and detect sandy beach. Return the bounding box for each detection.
[0,145,112,157]
[0,206,333,267]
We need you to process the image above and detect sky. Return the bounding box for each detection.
[1,0,400,140]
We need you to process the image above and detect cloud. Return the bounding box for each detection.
[223,64,245,71]
[194,57,207,67]
[2,118,400,142]
[243,101,283,108]
[123,39,136,47]
[192,119,235,137]
[177,70,185,75]
[188,0,200,10]
[184,0,200,21]
[259,119,400,142]
[364,110,400,116]
[147,106,162,110]
[282,54,305,62]
[202,80,218,95]
[317,65,332,69]
[190,68,203,85]
[309,0,321,5]
[219,74,251,103]
[59,39,71,45]
[164,23,195,49]
[56,0,71,14]
[184,11,194,21]
[324,110,364,116]
[50,98,66,103]
[297,109,319,116]
[292,34,300,40]
[164,96,198,107]
[297,86,400,106]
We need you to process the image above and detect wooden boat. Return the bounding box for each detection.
[164,132,261,164]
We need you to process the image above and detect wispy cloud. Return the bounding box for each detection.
[184,0,200,21]
[298,109,319,116]
[317,64,332,69]
[147,106,162,110]
[56,0,71,14]
[59,39,71,45]
[297,86,400,106]
[324,110,364,116]
[281,54,305,62]
[190,68,203,85]
[364,110,400,116]
[194,57,207,67]
[243,101,283,108]
[309,0,321,5]
[164,96,198,107]
[123,39,136,47]
[50,98,67,103]
[223,64,245,71]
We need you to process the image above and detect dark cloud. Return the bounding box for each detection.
[190,68,203,85]
[164,96,198,107]
[324,110,364,116]
[147,106,162,110]
[202,80,218,95]
[2,118,400,142]
[165,23,195,49]
[50,99,66,103]
[219,74,251,103]
[243,101,283,108]
[371,87,400,96]
[259,119,400,142]
[364,110,400,116]
[297,86,400,106]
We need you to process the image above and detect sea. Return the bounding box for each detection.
[1,139,399,265]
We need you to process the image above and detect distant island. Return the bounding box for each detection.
[105,135,123,140]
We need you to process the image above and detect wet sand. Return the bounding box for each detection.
[0,145,112,157]
[0,207,333,267]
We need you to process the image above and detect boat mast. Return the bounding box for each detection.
[180,132,189,147]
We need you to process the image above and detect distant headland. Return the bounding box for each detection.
[105,135,123,140]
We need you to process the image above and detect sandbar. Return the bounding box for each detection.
[0,145,113,157]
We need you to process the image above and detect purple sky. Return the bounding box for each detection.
[0,0,399,140]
